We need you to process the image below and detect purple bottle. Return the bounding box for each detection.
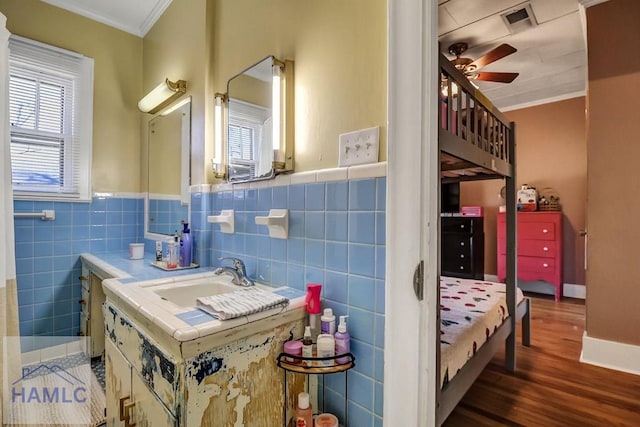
[334,315,351,364]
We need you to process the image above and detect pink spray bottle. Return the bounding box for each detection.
[305,283,322,342]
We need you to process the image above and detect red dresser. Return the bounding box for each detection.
[497,212,563,301]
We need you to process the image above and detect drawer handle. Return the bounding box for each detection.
[460,254,465,258]
[460,224,465,229]
[542,229,548,234]
[543,247,549,252]
[120,396,137,427]
[543,263,549,268]
[459,266,464,270]
[460,242,465,246]
[78,299,86,305]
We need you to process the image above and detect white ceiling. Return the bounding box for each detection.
[439,0,587,110]
[44,0,586,111]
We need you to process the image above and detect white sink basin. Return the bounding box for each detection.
[147,278,239,308]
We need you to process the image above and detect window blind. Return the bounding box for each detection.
[8,35,93,200]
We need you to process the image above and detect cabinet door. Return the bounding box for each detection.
[89,272,106,358]
[105,339,131,427]
[131,369,176,427]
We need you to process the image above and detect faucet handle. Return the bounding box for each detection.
[218,257,246,273]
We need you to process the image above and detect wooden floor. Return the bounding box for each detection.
[444,294,640,426]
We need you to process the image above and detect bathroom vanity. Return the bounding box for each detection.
[101,272,307,427]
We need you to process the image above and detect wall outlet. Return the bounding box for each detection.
[338,126,380,167]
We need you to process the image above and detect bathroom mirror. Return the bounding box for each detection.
[145,97,191,237]
[225,55,293,182]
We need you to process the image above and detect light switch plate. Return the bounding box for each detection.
[338,126,380,167]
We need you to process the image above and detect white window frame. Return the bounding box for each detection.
[227,99,270,180]
[8,35,93,202]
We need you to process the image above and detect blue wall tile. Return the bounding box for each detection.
[349,212,376,244]
[305,212,325,240]
[326,212,348,242]
[306,183,325,210]
[348,275,375,311]
[325,242,348,273]
[349,179,376,211]
[348,244,375,277]
[326,181,349,211]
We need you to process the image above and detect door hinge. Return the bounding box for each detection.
[413,260,424,301]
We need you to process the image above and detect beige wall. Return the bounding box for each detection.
[142,0,207,187]
[461,97,587,286]
[585,0,640,346]
[0,0,143,193]
[211,0,387,175]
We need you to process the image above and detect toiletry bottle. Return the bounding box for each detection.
[302,325,313,366]
[167,234,179,268]
[334,315,351,364]
[179,222,192,267]
[321,308,336,335]
[155,241,163,262]
[316,333,335,367]
[305,283,322,342]
[295,392,313,427]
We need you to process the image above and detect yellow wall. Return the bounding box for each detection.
[211,0,387,174]
[142,0,208,187]
[0,0,143,193]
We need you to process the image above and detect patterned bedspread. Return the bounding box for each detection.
[440,276,523,386]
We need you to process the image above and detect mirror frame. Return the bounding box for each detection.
[222,55,294,183]
[144,97,192,241]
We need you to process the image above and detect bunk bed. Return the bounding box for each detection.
[437,53,531,425]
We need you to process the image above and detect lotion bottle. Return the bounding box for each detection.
[321,308,336,335]
[334,315,350,364]
[301,325,313,365]
[295,392,313,427]
[179,222,192,267]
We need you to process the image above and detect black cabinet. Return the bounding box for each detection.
[441,216,484,280]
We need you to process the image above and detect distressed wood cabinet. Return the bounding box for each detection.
[79,264,107,358]
[104,301,306,426]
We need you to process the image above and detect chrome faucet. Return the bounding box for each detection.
[214,257,255,287]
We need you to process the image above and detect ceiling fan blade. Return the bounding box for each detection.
[468,44,517,70]
[475,72,519,83]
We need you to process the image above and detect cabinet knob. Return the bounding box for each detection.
[79,275,87,281]
[460,224,465,229]
[542,229,548,234]
[543,263,549,268]
[79,299,86,305]
[459,266,464,270]
[460,254,465,258]
[543,247,549,252]
[460,242,465,246]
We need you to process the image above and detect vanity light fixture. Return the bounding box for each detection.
[272,60,283,163]
[138,78,187,114]
[212,92,227,179]
[160,97,190,116]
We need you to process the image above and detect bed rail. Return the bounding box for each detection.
[439,53,515,180]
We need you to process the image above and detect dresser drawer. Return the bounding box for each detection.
[518,239,556,258]
[441,217,483,233]
[518,221,556,241]
[518,256,556,276]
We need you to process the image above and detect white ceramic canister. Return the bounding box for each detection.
[129,243,144,260]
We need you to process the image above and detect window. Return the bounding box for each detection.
[227,99,271,180]
[8,35,93,201]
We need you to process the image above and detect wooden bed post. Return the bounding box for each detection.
[505,121,517,372]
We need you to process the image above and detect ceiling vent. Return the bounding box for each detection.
[501,3,538,34]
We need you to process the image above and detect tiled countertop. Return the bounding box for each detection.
[80,251,218,283]
[81,251,306,343]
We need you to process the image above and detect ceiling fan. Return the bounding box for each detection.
[447,42,519,84]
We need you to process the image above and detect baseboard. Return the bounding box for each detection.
[484,274,498,282]
[580,332,640,376]
[563,283,586,299]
